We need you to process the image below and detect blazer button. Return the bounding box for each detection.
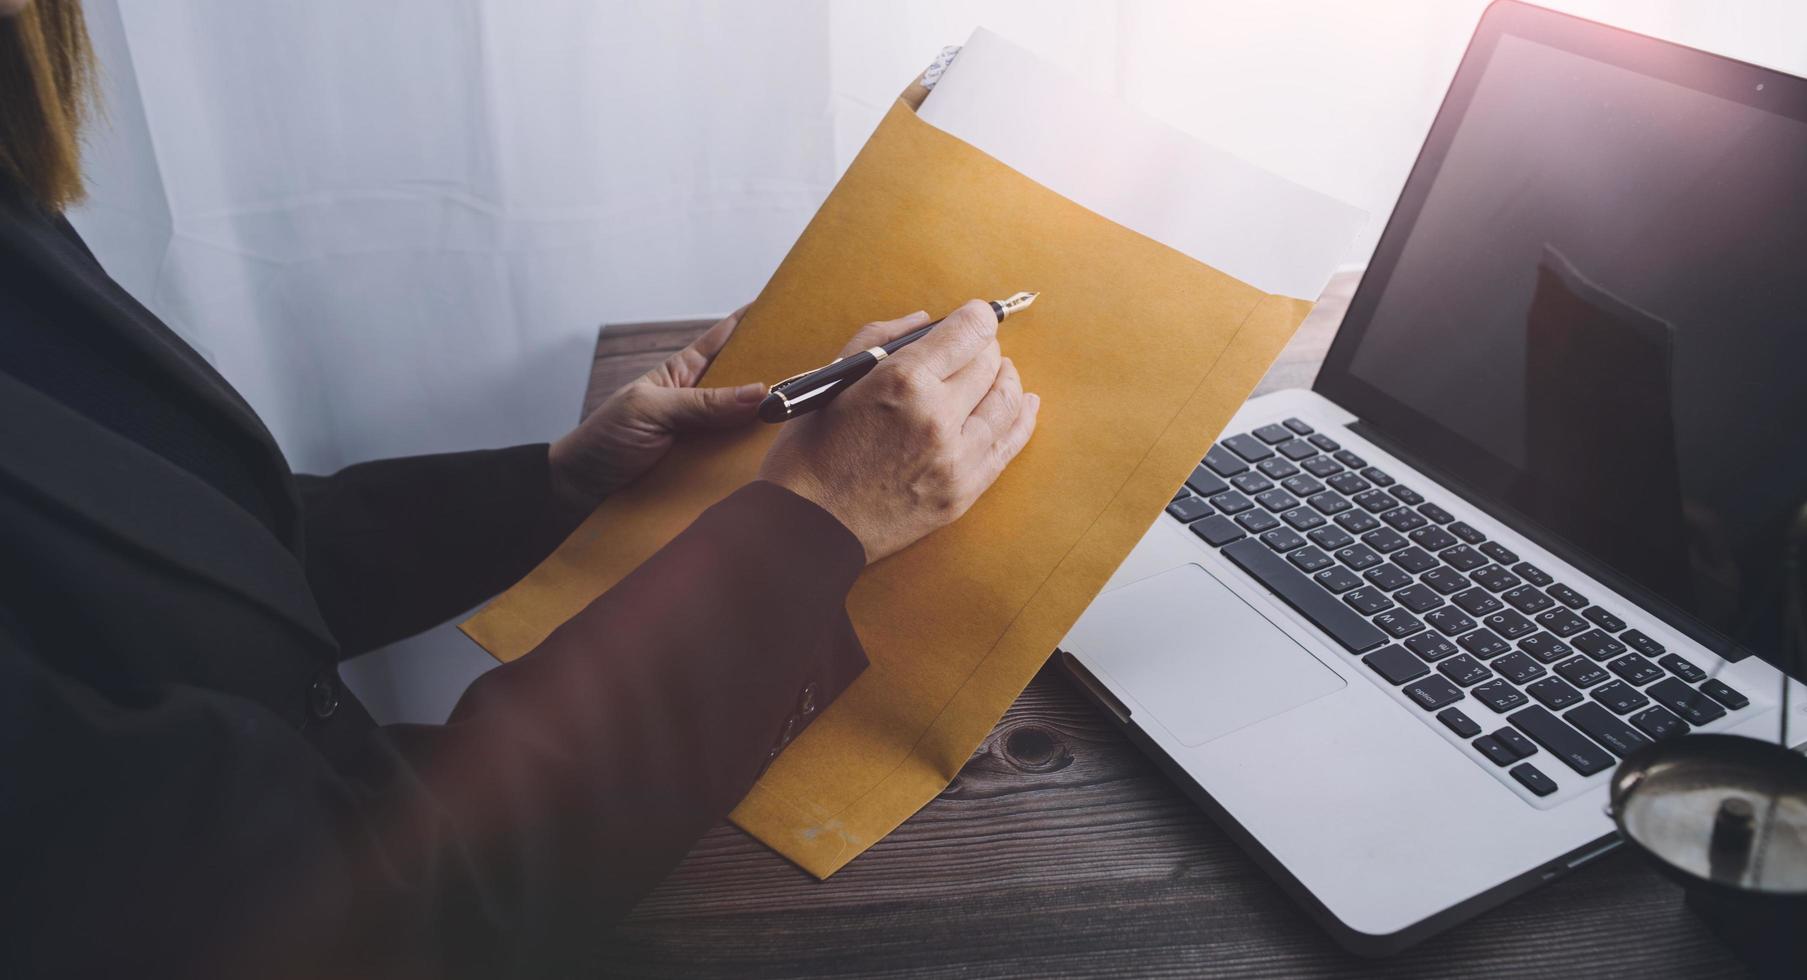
[308,674,341,721]
[777,714,798,748]
[798,683,819,717]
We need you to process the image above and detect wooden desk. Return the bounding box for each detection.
[584,278,1745,977]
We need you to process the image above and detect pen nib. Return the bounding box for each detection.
[996,291,1039,320]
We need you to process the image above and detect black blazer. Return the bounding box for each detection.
[0,195,867,978]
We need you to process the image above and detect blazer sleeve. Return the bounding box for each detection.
[294,444,592,656]
[6,481,868,979]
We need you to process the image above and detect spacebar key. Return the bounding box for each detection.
[1222,538,1386,653]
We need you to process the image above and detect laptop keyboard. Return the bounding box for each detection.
[1168,417,1749,801]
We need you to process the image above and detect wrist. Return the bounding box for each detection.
[546,438,602,512]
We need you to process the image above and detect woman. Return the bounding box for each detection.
[0,2,1039,976]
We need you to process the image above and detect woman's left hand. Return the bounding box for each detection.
[549,306,764,507]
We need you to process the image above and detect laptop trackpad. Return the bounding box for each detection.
[1072,563,1345,747]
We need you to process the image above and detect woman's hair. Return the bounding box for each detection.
[0,0,97,212]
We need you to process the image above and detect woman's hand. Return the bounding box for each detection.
[549,308,765,507]
[758,301,1041,563]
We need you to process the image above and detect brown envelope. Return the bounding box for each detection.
[460,88,1310,878]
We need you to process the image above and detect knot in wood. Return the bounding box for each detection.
[999,722,1072,775]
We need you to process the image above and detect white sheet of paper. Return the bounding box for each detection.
[919,29,1367,300]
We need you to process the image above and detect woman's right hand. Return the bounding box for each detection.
[757,301,1041,563]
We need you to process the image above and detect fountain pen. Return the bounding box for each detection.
[757,291,1039,423]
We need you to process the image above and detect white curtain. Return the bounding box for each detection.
[67,0,1807,723]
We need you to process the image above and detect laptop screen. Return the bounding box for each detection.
[1316,3,1807,675]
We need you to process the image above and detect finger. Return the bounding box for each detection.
[887,299,997,380]
[940,339,1000,423]
[837,310,932,358]
[962,356,1021,444]
[636,381,767,431]
[655,305,750,388]
[977,391,1040,489]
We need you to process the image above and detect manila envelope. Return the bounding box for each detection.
[461,84,1311,878]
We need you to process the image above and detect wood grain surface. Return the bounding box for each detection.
[584,277,1746,977]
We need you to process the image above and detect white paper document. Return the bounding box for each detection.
[920,29,1367,300]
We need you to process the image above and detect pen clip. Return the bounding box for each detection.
[770,356,842,393]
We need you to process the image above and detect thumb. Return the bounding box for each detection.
[639,382,767,431]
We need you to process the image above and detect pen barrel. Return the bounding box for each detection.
[757,349,881,422]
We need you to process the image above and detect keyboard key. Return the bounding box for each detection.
[1373,610,1426,639]
[1472,678,1529,713]
[1555,656,1609,688]
[1590,679,1649,715]
[1173,487,1189,502]
[1361,466,1395,487]
[1507,705,1615,776]
[1277,439,1319,461]
[1511,562,1553,587]
[1408,525,1457,552]
[1482,609,1536,640]
[1701,678,1749,710]
[1646,677,1727,725]
[1167,496,1214,522]
[1447,521,1486,545]
[1501,585,1554,614]
[1479,541,1519,565]
[1418,502,1454,525]
[1391,486,1425,506]
[1607,653,1664,686]
[1659,654,1707,683]
[1492,651,1546,684]
[1258,457,1300,480]
[1405,632,1459,661]
[1260,528,1307,553]
[1190,515,1245,547]
[1308,491,1352,515]
[1236,509,1281,533]
[1547,583,1588,609]
[1437,653,1492,687]
[1210,490,1254,515]
[1528,676,1583,710]
[1582,606,1626,632]
[1621,629,1666,658]
[1471,565,1523,592]
[1232,472,1274,495]
[1535,607,1588,637]
[1313,565,1363,593]
[1425,607,1477,636]
[1282,417,1313,435]
[1287,546,1335,573]
[1511,762,1558,797]
[1223,433,1275,462]
[1282,508,1327,531]
[1283,475,1326,498]
[1360,528,1409,554]
[1255,489,1299,513]
[1474,735,1518,767]
[1363,564,1412,592]
[1404,675,1464,710]
[1335,543,1382,571]
[1186,466,1229,497]
[1343,587,1394,615]
[1333,449,1367,469]
[1566,702,1652,758]
[1394,584,1443,614]
[1326,472,1369,495]
[1334,510,1379,533]
[1457,628,1511,659]
[1420,567,1469,596]
[1302,456,1343,478]
[1204,444,1248,476]
[1390,546,1439,574]
[1308,526,1354,551]
[1306,432,1339,451]
[1381,508,1429,533]
[1452,587,1503,616]
[1253,423,1293,444]
[1353,489,1396,514]
[1492,727,1537,759]
[1221,539,1385,652]
[1437,706,1482,737]
[1364,644,1430,684]
[1630,705,1690,742]
[1441,545,1487,572]
[1517,632,1574,664]
[1572,629,1627,661]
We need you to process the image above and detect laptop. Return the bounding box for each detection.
[1059,0,1807,955]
